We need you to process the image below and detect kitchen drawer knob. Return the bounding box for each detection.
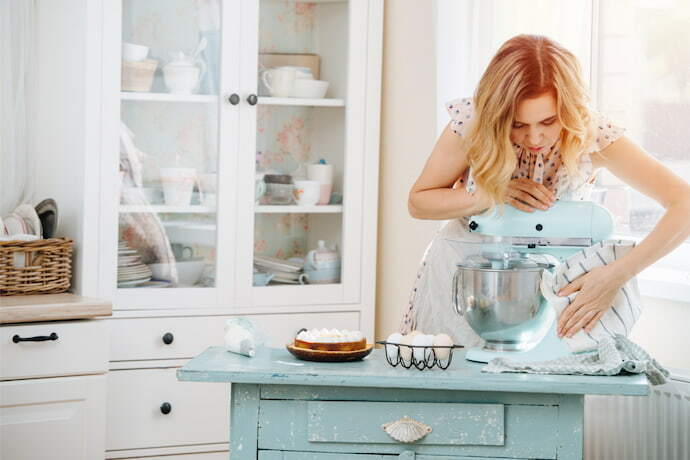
[12,332,58,343]
[247,94,258,105]
[160,402,172,415]
[228,93,240,105]
[382,416,432,443]
[162,332,174,345]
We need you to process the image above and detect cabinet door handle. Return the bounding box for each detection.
[246,94,258,106]
[228,93,240,105]
[160,402,172,414]
[162,332,174,345]
[12,332,58,343]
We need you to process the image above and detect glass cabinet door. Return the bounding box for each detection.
[236,0,364,306]
[115,0,235,304]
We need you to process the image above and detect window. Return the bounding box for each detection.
[436,0,690,301]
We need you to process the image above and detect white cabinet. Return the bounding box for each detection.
[97,0,383,320]
[0,320,108,460]
[89,1,383,459]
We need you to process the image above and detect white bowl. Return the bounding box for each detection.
[290,79,329,99]
[176,260,205,286]
[122,42,149,62]
[149,260,205,286]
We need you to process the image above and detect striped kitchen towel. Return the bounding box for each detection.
[483,334,669,385]
[540,239,643,353]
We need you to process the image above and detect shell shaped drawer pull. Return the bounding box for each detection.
[381,416,432,443]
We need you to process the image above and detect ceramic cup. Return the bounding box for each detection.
[122,42,149,61]
[261,67,296,97]
[160,167,197,206]
[304,267,341,284]
[293,180,320,206]
[290,79,329,98]
[307,163,334,205]
[163,65,201,94]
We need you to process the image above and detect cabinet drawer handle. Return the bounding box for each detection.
[246,94,258,105]
[228,93,240,105]
[160,402,172,414]
[12,332,58,343]
[381,416,432,443]
[162,332,174,345]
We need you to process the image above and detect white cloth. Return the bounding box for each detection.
[541,239,642,353]
[483,334,669,386]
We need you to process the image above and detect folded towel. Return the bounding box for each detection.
[540,239,642,353]
[483,334,669,385]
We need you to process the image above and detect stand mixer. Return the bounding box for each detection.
[449,201,614,363]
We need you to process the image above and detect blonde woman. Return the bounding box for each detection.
[401,35,690,347]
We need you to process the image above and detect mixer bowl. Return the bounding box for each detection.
[452,263,552,351]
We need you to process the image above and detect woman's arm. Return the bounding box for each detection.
[557,135,690,337]
[592,135,690,281]
[408,123,490,220]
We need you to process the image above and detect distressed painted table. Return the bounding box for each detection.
[177,347,648,460]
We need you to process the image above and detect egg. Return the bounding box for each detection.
[385,332,403,362]
[432,333,454,360]
[407,330,423,339]
[411,334,434,362]
[399,335,413,363]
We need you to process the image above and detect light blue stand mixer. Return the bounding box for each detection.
[449,201,614,363]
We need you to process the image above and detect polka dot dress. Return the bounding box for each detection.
[398,97,626,339]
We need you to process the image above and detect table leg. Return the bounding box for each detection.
[230,383,260,459]
[556,394,584,459]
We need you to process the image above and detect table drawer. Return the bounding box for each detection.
[106,368,229,450]
[258,399,558,458]
[1,319,108,380]
[110,312,359,361]
[307,401,504,446]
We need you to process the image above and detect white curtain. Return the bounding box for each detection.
[1,0,35,216]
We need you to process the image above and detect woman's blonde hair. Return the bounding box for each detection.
[462,34,596,208]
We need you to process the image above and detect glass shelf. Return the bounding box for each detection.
[121,92,218,103]
[258,97,345,107]
[119,205,216,214]
[255,205,343,214]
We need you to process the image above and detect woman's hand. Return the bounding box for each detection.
[556,265,625,338]
[505,178,556,212]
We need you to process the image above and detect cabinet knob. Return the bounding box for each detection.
[228,93,240,105]
[162,332,174,345]
[247,94,258,106]
[160,402,172,415]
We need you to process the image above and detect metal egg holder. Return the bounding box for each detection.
[375,341,464,370]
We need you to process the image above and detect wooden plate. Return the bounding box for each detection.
[286,342,374,362]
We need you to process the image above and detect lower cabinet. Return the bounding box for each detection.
[0,374,107,460]
[107,311,359,458]
[106,368,229,451]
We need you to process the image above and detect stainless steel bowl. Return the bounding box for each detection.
[452,263,552,351]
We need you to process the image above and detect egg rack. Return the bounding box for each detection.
[375,341,464,370]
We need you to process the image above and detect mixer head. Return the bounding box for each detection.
[467,201,614,250]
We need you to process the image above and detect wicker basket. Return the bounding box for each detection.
[121,59,158,92]
[0,238,74,296]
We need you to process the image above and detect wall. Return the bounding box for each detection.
[376,2,690,371]
[376,1,439,340]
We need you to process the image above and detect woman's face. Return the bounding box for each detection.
[510,93,562,154]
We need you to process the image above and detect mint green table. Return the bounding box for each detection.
[177,347,648,459]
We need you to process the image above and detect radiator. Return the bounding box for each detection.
[585,371,690,460]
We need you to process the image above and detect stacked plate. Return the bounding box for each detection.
[254,254,304,284]
[118,241,152,287]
